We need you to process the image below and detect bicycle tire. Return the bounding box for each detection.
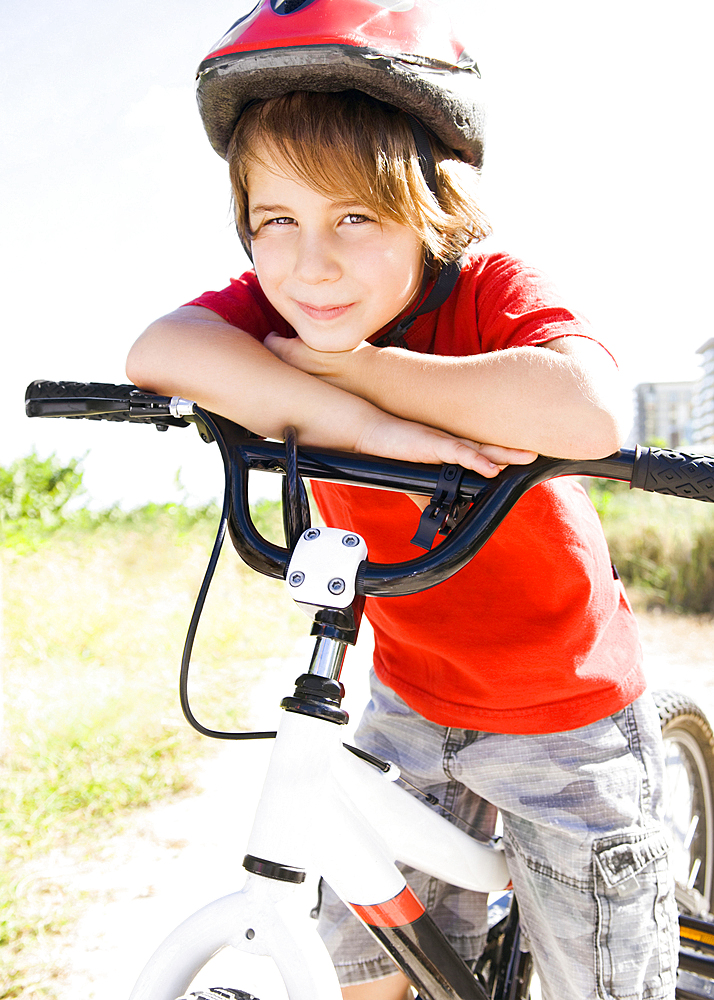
[655,690,714,918]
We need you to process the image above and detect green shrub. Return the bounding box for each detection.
[669,525,714,614]
[0,452,84,526]
[589,481,714,614]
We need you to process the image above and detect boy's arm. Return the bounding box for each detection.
[264,334,625,460]
[126,307,533,475]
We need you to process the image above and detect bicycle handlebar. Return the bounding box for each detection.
[25,380,714,598]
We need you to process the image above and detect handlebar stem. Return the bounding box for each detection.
[307,635,349,681]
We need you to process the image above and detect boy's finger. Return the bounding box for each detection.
[478,444,538,465]
[454,443,500,476]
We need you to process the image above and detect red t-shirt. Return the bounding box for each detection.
[186,251,645,734]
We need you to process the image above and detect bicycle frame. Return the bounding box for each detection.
[129,621,510,999]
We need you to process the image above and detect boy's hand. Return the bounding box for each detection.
[357,414,534,478]
[264,331,364,385]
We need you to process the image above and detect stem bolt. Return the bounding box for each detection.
[342,534,360,547]
[304,528,321,540]
[289,571,305,587]
[328,578,345,595]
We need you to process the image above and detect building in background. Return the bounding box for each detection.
[632,381,696,448]
[691,338,714,449]
[631,339,714,451]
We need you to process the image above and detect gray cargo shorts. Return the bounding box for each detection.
[317,671,677,1000]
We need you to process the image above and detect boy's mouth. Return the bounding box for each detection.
[296,301,354,321]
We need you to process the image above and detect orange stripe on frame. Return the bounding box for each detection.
[351,886,426,928]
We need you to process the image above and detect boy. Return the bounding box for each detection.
[126,3,677,998]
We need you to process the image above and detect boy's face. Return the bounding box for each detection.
[247,151,424,352]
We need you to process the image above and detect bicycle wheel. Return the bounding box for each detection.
[655,690,714,917]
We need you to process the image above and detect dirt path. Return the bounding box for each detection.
[638,607,714,723]
[44,611,714,998]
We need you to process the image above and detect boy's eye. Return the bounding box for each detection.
[266,216,295,226]
[343,213,372,225]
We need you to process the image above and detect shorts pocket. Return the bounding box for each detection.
[593,830,677,1000]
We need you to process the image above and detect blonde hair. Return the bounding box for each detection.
[227,90,490,264]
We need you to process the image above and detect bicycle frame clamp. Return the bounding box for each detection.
[411,463,470,549]
[286,527,367,610]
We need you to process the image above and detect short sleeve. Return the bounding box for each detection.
[184,271,294,343]
[471,253,596,353]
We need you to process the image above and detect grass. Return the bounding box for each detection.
[0,499,306,998]
[589,480,714,614]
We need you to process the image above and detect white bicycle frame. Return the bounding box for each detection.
[128,529,511,1000]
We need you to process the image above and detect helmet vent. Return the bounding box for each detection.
[271,0,319,14]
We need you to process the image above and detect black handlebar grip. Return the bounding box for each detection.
[26,380,136,403]
[24,380,193,428]
[26,380,138,418]
[631,445,714,502]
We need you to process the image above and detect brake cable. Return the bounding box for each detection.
[178,407,278,740]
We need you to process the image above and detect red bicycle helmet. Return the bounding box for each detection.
[196,0,485,167]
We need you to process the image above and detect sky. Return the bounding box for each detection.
[2,0,712,509]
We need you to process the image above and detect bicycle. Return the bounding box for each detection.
[24,379,714,1000]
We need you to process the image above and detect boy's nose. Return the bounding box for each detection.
[293,231,342,284]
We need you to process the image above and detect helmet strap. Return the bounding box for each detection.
[407,116,438,195]
[371,257,461,349]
